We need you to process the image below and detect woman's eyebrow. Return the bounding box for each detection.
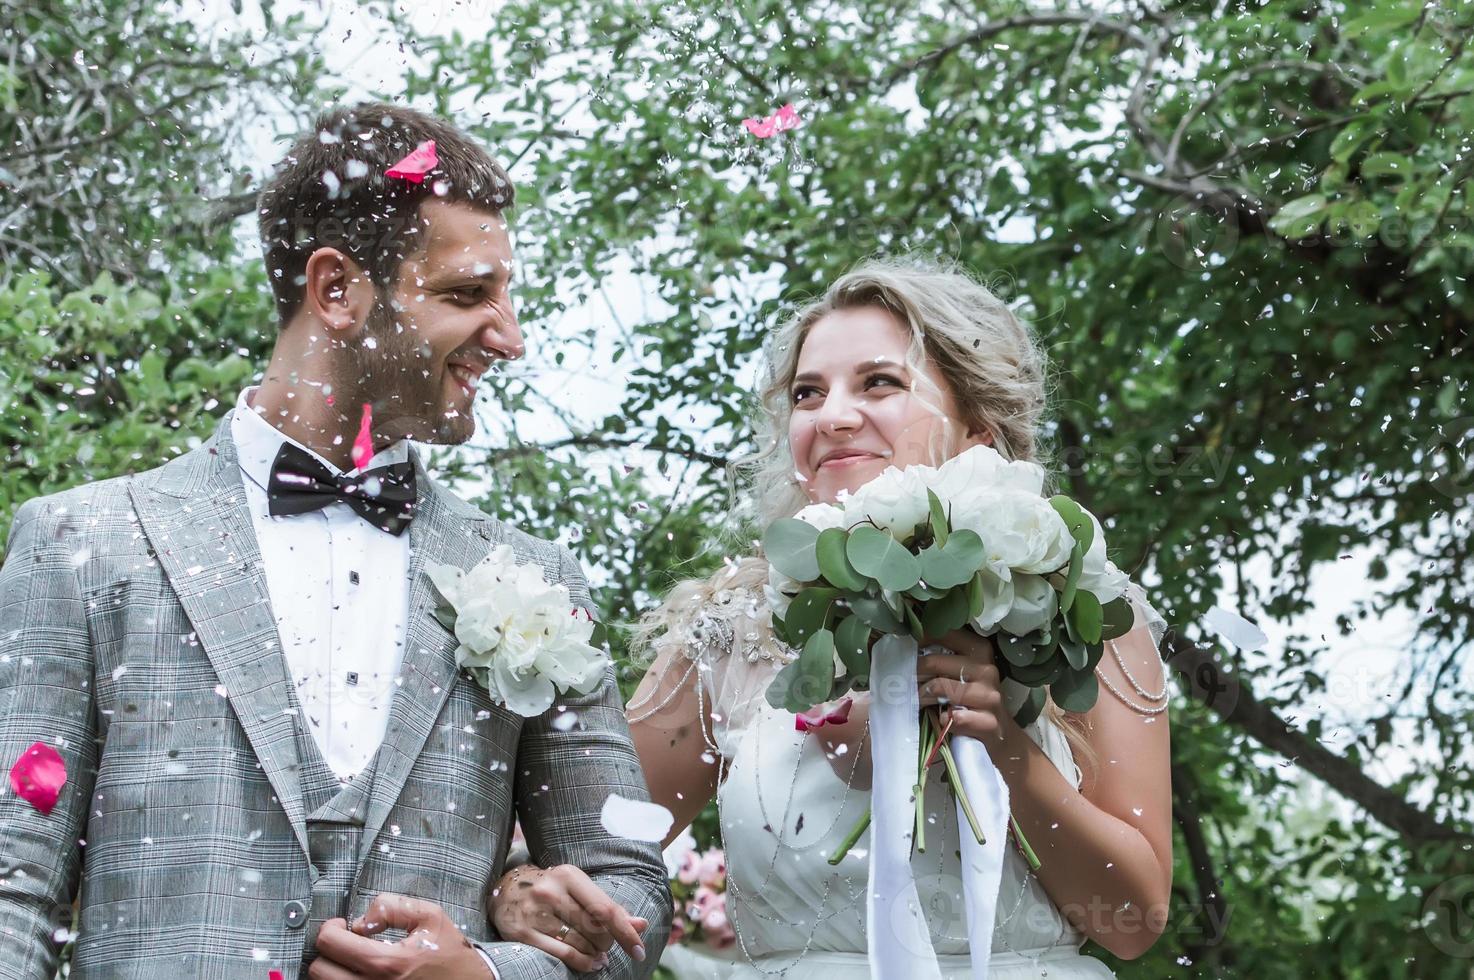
[793,359,906,385]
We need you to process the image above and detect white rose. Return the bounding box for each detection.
[842,465,930,541]
[794,502,847,531]
[998,572,1058,636]
[932,444,1046,501]
[431,547,608,717]
[951,489,1073,574]
[969,559,1015,632]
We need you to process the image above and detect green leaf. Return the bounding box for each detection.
[1060,633,1087,670]
[1049,496,1094,555]
[1051,669,1100,713]
[1012,686,1048,728]
[767,628,839,712]
[1061,539,1085,614]
[918,528,985,590]
[1268,194,1328,237]
[997,630,1037,668]
[904,603,925,640]
[817,527,869,591]
[927,488,949,547]
[785,587,841,647]
[834,613,871,680]
[1100,596,1134,640]
[763,518,822,582]
[967,570,985,619]
[1008,658,1065,686]
[847,524,922,591]
[1070,590,1103,645]
[921,587,971,638]
[1360,152,1411,181]
[848,595,905,633]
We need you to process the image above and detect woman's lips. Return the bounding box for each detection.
[818,452,879,470]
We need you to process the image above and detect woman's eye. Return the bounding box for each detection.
[867,374,904,390]
[792,385,820,403]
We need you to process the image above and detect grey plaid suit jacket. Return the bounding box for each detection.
[0,413,670,979]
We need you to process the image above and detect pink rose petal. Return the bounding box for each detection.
[742,103,801,140]
[9,742,66,816]
[386,140,438,183]
[794,695,853,732]
[270,972,286,980]
[351,403,374,471]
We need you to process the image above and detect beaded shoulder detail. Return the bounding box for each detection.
[675,586,794,668]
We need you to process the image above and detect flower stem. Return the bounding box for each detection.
[936,735,986,847]
[1010,813,1042,871]
[914,709,933,853]
[827,808,871,866]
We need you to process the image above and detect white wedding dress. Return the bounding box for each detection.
[640,583,1166,979]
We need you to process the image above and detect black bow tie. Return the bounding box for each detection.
[266,442,417,536]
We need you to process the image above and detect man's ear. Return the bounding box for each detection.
[302,247,376,337]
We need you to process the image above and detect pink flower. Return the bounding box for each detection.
[386,140,438,183]
[9,742,66,816]
[699,892,736,949]
[696,848,726,890]
[668,908,687,945]
[795,696,853,733]
[742,103,801,139]
[676,849,701,885]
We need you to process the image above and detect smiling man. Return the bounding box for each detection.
[0,103,669,979]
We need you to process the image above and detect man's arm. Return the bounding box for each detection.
[0,498,101,980]
[484,545,671,980]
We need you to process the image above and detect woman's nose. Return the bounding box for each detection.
[814,388,863,434]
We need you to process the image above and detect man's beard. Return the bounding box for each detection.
[336,299,475,446]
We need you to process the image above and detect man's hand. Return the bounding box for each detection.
[309,893,495,979]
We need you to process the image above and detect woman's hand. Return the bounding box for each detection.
[489,863,650,973]
[916,629,1019,748]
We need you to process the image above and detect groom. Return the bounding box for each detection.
[0,103,669,978]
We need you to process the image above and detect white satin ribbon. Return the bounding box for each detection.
[866,635,1010,980]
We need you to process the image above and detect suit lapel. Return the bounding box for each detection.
[128,416,310,859]
[356,454,500,866]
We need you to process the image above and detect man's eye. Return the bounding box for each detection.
[448,288,482,304]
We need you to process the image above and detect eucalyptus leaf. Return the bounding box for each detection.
[927,488,950,547]
[1012,685,1048,728]
[1100,596,1134,640]
[1070,590,1103,645]
[785,587,841,647]
[817,527,869,592]
[918,529,984,590]
[763,518,822,582]
[834,613,871,680]
[921,587,971,638]
[1050,669,1100,713]
[849,595,905,633]
[847,524,922,591]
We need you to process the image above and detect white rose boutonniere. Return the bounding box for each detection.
[426,545,610,717]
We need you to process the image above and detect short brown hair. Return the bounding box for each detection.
[257,102,515,324]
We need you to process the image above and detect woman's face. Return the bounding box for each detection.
[787,305,990,505]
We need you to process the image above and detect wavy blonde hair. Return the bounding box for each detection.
[635,256,1099,784]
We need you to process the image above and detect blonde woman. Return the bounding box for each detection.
[491,258,1173,977]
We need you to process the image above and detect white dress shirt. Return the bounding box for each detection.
[233,389,500,977]
[232,387,412,782]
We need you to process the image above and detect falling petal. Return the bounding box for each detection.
[9,742,66,816]
[742,103,801,139]
[386,140,438,183]
[1203,606,1267,651]
[351,403,374,471]
[795,696,853,732]
[600,793,673,843]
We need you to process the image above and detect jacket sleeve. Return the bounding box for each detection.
[484,545,672,980]
[0,498,101,980]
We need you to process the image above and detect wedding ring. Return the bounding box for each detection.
[556,922,571,941]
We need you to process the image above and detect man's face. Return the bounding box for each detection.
[356,199,523,445]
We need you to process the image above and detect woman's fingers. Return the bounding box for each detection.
[916,653,999,686]
[918,677,1002,711]
[520,929,608,973]
[561,868,648,960]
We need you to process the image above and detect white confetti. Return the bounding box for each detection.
[551,711,579,732]
[599,793,673,843]
[1203,606,1268,651]
[111,665,127,682]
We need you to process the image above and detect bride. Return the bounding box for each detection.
[490,258,1173,977]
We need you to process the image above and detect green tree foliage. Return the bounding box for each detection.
[398,0,1474,975]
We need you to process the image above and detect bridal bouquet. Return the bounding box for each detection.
[761,445,1135,865]
[427,545,610,717]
